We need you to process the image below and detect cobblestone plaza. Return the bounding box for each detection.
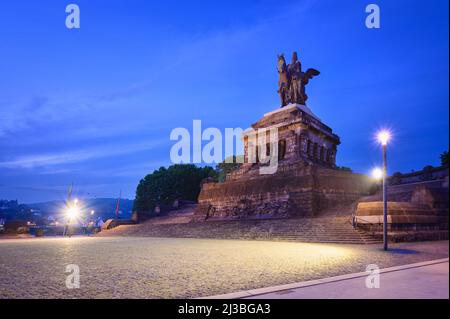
[0,237,448,299]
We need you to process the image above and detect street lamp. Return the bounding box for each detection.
[90,210,95,216]
[64,199,81,237]
[377,130,391,251]
[371,167,383,181]
[377,131,390,146]
[66,207,80,220]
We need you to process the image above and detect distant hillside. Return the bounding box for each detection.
[28,198,134,220]
[0,200,32,220]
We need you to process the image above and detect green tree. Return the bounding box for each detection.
[216,155,244,183]
[133,164,217,214]
[440,151,449,166]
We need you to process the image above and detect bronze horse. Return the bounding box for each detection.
[277,52,320,107]
[277,54,290,106]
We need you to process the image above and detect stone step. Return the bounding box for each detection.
[98,216,383,244]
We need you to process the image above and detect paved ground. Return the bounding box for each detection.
[238,260,448,299]
[0,237,448,299]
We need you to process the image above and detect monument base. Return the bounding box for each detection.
[194,162,372,221]
[194,105,373,221]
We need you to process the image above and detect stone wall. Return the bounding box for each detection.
[390,166,449,185]
[354,171,449,242]
[355,201,448,231]
[195,162,372,221]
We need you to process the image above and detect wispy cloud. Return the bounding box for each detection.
[0,81,152,138]
[89,160,170,178]
[0,140,164,169]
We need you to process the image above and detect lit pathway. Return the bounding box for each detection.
[0,237,448,299]
[207,259,449,299]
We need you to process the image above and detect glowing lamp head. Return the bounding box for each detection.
[372,167,383,180]
[377,130,391,146]
[90,210,95,216]
[66,207,79,220]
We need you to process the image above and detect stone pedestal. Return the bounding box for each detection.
[241,104,339,168]
[194,105,372,221]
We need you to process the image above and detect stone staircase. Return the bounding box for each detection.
[98,214,381,244]
[266,218,380,244]
[143,204,197,225]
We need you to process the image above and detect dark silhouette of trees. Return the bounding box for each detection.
[440,151,449,167]
[133,164,216,213]
[216,155,243,183]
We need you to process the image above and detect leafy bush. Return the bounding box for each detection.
[216,155,243,183]
[133,164,217,214]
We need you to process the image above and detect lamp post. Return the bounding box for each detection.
[377,131,391,251]
[64,199,80,237]
[371,167,383,181]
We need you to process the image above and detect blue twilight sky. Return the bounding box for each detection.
[0,0,448,203]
